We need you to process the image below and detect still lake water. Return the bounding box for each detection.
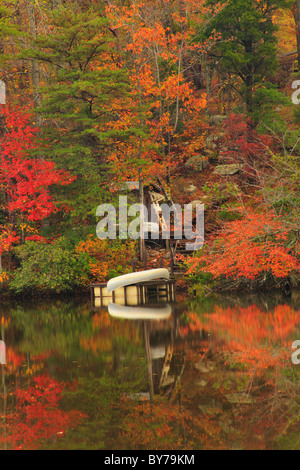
[1,289,300,450]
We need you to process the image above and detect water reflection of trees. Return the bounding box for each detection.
[1,292,300,449]
[177,294,300,450]
[0,297,187,449]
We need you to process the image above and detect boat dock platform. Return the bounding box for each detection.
[91,278,176,308]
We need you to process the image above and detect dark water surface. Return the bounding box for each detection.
[1,290,300,450]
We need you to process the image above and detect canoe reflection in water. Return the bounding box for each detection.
[107,301,186,401]
[108,302,172,320]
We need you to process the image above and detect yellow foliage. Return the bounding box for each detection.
[0,271,9,283]
[75,235,136,282]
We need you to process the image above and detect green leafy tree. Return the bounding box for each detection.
[0,2,19,55]
[10,239,91,294]
[293,0,300,65]
[25,1,137,223]
[0,1,20,95]
[204,0,292,118]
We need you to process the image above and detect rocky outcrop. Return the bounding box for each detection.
[185,155,209,172]
[213,164,243,176]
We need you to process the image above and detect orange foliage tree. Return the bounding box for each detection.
[75,236,136,282]
[105,0,220,185]
[187,205,299,283]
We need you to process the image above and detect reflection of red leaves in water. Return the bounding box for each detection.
[5,347,26,368]
[4,348,52,372]
[80,310,142,354]
[178,304,300,449]
[30,351,53,361]
[121,395,226,450]
[121,396,195,450]
[180,305,300,346]
[0,375,86,450]
[180,304,300,378]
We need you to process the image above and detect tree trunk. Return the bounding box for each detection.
[294,0,300,67]
[28,0,41,109]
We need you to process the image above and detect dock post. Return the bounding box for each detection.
[124,286,127,306]
[170,245,174,276]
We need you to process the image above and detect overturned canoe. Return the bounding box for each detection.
[106,268,170,293]
[108,303,172,320]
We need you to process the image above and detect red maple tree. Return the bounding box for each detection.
[0,105,74,255]
[0,106,74,222]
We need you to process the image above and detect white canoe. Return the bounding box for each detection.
[108,303,172,320]
[106,268,170,293]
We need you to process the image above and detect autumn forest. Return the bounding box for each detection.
[0,0,299,295]
[0,0,300,453]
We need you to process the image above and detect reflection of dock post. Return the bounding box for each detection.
[143,321,154,403]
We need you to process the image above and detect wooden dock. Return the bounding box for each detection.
[91,278,176,308]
